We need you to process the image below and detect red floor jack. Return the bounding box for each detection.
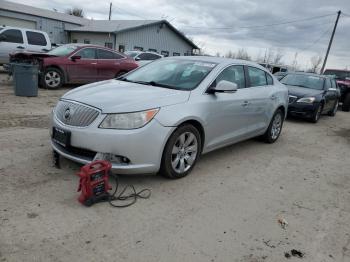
[77,160,151,207]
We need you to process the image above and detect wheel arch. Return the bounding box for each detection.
[43,65,67,83]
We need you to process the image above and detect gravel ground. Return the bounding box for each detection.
[0,73,350,262]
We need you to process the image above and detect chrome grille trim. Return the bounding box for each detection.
[288,95,298,104]
[54,100,100,127]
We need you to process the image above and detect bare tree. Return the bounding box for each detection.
[66,8,84,17]
[273,49,284,65]
[215,52,221,57]
[225,50,235,59]
[310,55,323,73]
[235,48,251,61]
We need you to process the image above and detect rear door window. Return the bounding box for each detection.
[26,31,47,46]
[248,67,268,87]
[0,29,23,43]
[97,49,124,59]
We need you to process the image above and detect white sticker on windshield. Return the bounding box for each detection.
[194,62,216,68]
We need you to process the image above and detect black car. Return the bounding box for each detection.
[281,72,340,123]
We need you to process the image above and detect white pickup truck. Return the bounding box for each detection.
[0,26,51,64]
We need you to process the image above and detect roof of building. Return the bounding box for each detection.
[0,0,87,25]
[67,20,199,49]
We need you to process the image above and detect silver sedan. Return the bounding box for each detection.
[51,57,288,178]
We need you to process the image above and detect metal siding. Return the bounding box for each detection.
[0,10,79,44]
[70,32,115,48]
[116,24,193,56]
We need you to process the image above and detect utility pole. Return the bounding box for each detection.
[320,10,341,73]
[109,2,112,20]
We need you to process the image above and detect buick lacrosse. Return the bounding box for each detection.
[51,57,288,178]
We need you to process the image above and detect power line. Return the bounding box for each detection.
[180,13,336,30]
[298,24,333,53]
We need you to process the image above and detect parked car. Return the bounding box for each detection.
[0,26,51,64]
[9,44,138,89]
[323,69,350,111]
[124,50,162,66]
[281,72,340,123]
[51,57,288,178]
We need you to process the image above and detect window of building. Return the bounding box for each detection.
[105,42,113,49]
[0,29,23,43]
[75,48,96,59]
[212,65,246,89]
[134,46,143,51]
[173,52,180,56]
[26,31,47,46]
[161,51,169,57]
[72,39,78,43]
[97,49,123,59]
[84,39,90,44]
[148,48,157,53]
[248,67,268,87]
[266,73,273,85]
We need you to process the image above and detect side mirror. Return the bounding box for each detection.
[0,35,6,42]
[135,57,141,61]
[209,80,238,93]
[71,55,81,61]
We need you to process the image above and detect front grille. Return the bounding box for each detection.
[54,100,99,127]
[288,95,298,104]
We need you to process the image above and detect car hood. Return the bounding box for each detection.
[62,79,190,113]
[286,85,323,98]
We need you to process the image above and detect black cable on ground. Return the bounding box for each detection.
[108,173,151,208]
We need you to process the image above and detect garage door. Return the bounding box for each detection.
[0,16,36,29]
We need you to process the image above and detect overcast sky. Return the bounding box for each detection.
[12,0,350,70]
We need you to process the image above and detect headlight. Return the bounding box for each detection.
[297,97,316,104]
[99,108,159,129]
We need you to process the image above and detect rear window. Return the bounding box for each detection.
[323,70,350,80]
[26,31,47,46]
[248,67,268,87]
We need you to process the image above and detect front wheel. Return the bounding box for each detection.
[262,109,284,143]
[42,67,63,89]
[311,103,323,123]
[160,125,201,179]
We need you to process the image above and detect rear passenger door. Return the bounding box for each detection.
[246,66,277,130]
[0,28,25,63]
[96,49,125,80]
[25,31,50,52]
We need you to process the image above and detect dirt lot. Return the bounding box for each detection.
[0,73,350,262]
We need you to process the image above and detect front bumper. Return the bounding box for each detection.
[287,102,319,118]
[51,113,175,174]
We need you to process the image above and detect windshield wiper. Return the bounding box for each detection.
[117,79,177,89]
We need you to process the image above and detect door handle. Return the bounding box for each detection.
[241,101,250,107]
[16,46,25,49]
[270,95,277,100]
[91,62,97,65]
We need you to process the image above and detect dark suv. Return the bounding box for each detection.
[323,69,350,111]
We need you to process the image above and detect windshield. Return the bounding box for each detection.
[125,51,139,58]
[281,74,325,90]
[120,59,217,90]
[47,45,78,56]
[323,70,350,80]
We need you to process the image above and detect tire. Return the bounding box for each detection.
[262,109,284,143]
[342,93,350,112]
[160,124,202,179]
[328,99,338,116]
[311,103,323,123]
[42,67,63,89]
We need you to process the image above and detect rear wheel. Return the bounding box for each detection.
[42,67,63,89]
[160,125,201,179]
[328,99,338,116]
[262,109,284,143]
[311,103,323,123]
[342,93,350,112]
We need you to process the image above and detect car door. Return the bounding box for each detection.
[323,78,337,111]
[96,48,125,80]
[25,31,50,52]
[245,66,276,131]
[66,47,98,83]
[203,65,257,150]
[0,28,25,64]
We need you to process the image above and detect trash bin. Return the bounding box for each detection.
[11,63,38,97]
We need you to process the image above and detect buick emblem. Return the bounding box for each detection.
[64,108,71,120]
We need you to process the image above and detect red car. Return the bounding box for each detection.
[10,44,138,89]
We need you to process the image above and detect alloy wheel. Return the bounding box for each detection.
[171,132,198,174]
[271,113,282,140]
[45,71,61,88]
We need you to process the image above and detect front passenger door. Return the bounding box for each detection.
[0,29,25,64]
[66,48,98,83]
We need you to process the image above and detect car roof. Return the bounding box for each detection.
[324,69,350,73]
[60,43,118,51]
[0,25,46,34]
